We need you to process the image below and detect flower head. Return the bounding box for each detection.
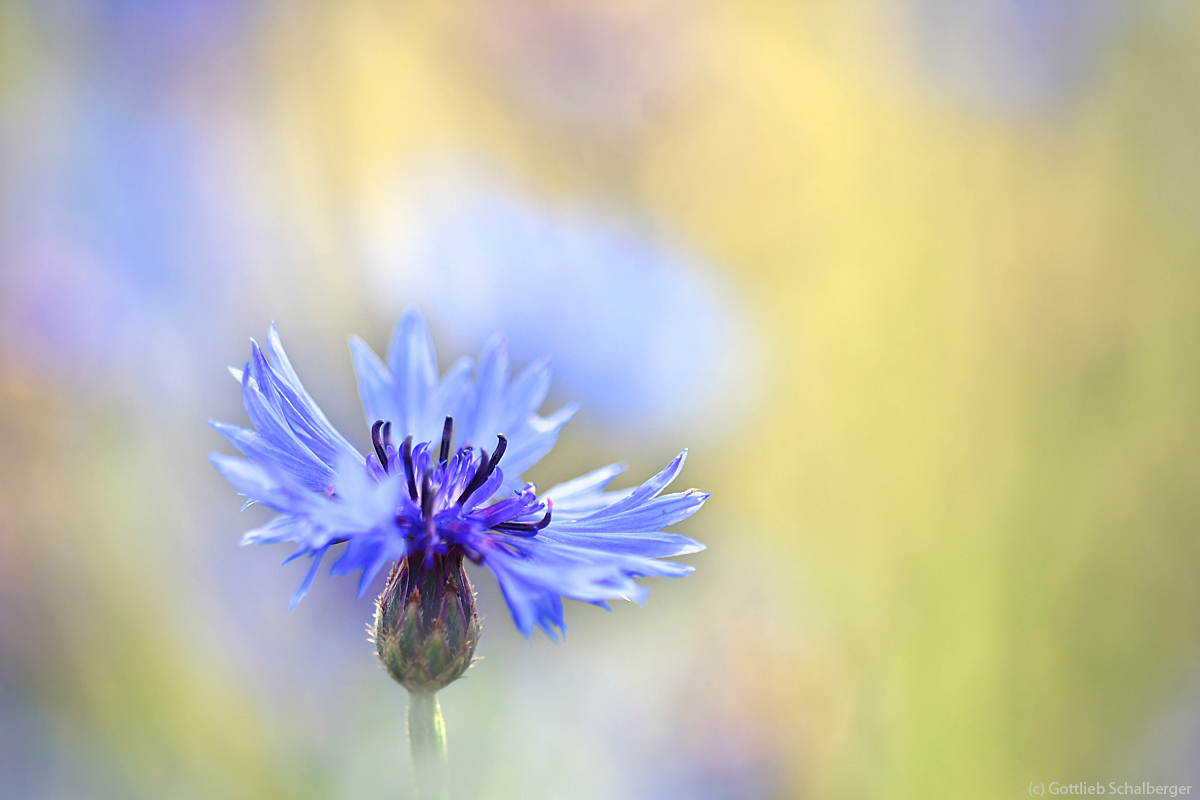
[210,308,707,639]
[374,550,480,694]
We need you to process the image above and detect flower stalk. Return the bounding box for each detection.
[407,692,447,800]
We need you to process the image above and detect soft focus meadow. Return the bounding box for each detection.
[2,1,1199,798]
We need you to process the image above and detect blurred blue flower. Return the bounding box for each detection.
[905,0,1123,115]
[66,0,257,78]
[0,104,251,394]
[210,308,707,638]
[361,159,756,436]
[0,0,261,395]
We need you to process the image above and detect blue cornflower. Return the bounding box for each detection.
[209,308,707,640]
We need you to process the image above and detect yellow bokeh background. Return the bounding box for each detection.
[2,2,1199,798]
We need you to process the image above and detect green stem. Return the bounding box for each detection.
[407,692,447,800]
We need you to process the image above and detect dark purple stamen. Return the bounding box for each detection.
[493,505,552,535]
[439,416,453,466]
[402,435,418,500]
[382,421,392,446]
[371,420,388,474]
[488,434,507,471]
[457,434,508,504]
[458,448,488,503]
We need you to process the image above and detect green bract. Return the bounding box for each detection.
[373,553,480,694]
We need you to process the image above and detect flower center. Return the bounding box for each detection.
[369,416,552,557]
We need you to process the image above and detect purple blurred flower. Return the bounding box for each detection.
[905,0,1123,115]
[361,160,756,435]
[0,0,262,394]
[210,308,707,638]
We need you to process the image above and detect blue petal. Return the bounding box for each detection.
[387,306,440,440]
[536,527,704,558]
[436,356,475,444]
[265,323,359,461]
[542,463,631,515]
[282,544,309,564]
[241,344,331,477]
[251,334,360,468]
[465,333,509,448]
[241,515,311,547]
[349,335,400,429]
[497,401,578,483]
[504,355,552,430]
[483,538,694,638]
[210,420,333,491]
[290,544,332,611]
[549,490,709,534]
[208,453,301,512]
[328,532,406,592]
[484,549,568,639]
[582,449,688,521]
